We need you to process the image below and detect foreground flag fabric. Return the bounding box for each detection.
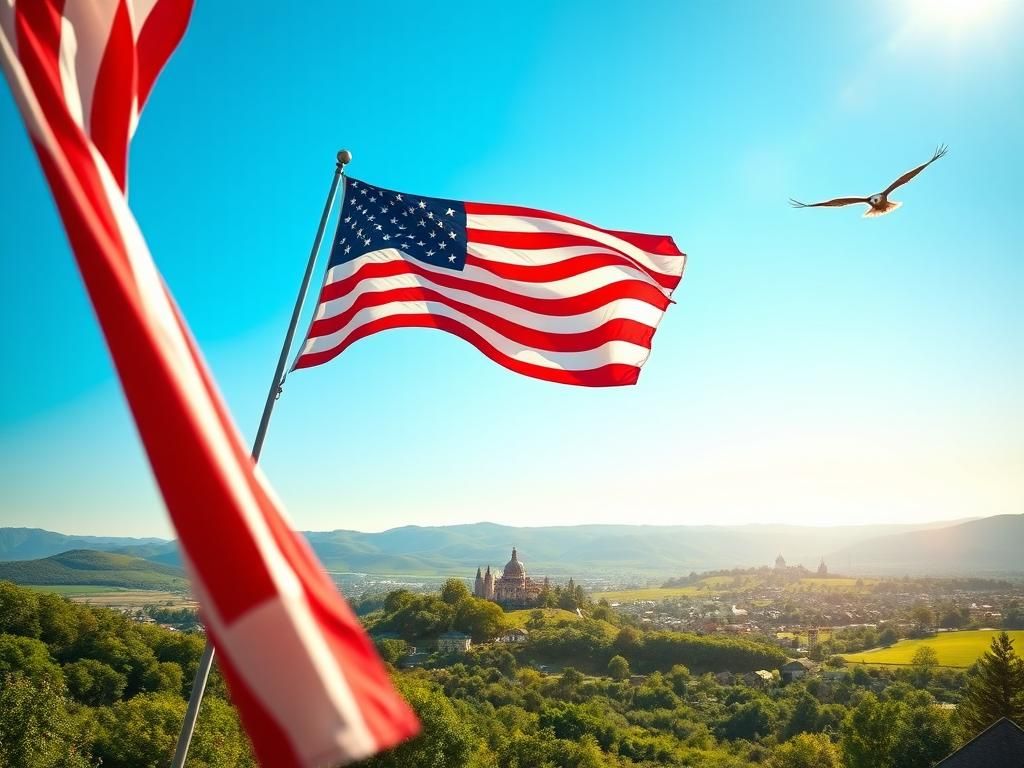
[295,178,687,386]
[0,3,417,766]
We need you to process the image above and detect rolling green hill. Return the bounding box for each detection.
[0,527,167,561]
[842,630,1024,668]
[0,549,187,590]
[828,514,1024,576]
[300,520,970,577]
[4,516,1018,579]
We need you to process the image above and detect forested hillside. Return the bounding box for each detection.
[0,550,187,590]
[9,517,1013,579]
[3,579,1021,767]
[0,528,167,561]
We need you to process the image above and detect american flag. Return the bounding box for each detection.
[295,178,686,386]
[0,3,416,766]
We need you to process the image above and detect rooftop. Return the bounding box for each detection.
[934,718,1024,767]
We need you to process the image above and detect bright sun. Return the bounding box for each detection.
[898,0,1008,49]
[909,0,1005,28]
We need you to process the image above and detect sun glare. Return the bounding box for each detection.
[908,0,1005,31]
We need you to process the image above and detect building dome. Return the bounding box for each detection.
[502,547,526,579]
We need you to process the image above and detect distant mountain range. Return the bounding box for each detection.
[2,516,1019,579]
[826,514,1024,576]
[0,527,167,561]
[0,549,187,590]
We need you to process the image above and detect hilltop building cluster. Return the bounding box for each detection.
[474,547,552,607]
[775,553,829,576]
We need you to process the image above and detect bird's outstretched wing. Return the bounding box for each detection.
[883,144,947,195]
[790,197,868,208]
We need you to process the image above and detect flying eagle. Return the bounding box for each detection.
[790,145,947,218]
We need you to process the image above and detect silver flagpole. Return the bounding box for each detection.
[170,149,352,768]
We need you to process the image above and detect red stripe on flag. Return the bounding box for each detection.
[467,228,681,290]
[466,251,660,284]
[465,201,684,256]
[295,313,643,387]
[319,258,671,316]
[309,285,657,353]
[88,0,134,190]
[135,0,194,109]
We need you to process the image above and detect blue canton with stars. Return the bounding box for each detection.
[328,178,468,272]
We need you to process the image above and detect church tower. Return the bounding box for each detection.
[474,567,484,598]
[484,565,494,600]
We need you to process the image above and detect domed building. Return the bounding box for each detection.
[473,547,549,607]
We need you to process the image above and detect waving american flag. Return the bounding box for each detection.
[296,178,687,386]
[0,3,416,766]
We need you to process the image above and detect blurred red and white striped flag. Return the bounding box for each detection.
[0,3,418,766]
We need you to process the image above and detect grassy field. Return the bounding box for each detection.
[24,584,130,595]
[777,629,834,644]
[504,608,583,627]
[598,575,879,603]
[25,584,195,610]
[597,586,703,602]
[503,608,619,640]
[787,577,877,593]
[842,630,1024,668]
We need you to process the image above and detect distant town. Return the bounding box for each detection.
[3,537,1024,766]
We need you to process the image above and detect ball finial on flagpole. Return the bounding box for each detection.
[337,149,353,168]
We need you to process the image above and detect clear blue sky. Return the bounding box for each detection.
[2,1,1022,537]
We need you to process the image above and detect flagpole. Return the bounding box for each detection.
[171,149,352,768]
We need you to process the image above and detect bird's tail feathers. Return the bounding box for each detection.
[863,201,902,218]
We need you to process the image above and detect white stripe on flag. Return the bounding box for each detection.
[302,299,653,370]
[321,249,664,305]
[58,2,120,136]
[466,213,682,278]
[315,271,666,331]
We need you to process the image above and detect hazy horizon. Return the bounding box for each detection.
[0,512,1004,541]
[3,1,1023,538]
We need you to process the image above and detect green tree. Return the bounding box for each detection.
[0,673,93,768]
[146,628,206,697]
[92,692,184,768]
[721,697,778,741]
[889,706,956,768]
[93,691,254,768]
[375,638,411,666]
[453,598,507,643]
[356,677,476,768]
[188,696,257,768]
[36,591,83,652]
[878,627,898,646]
[0,582,41,638]
[0,634,64,687]
[441,578,472,606]
[766,733,842,768]
[956,631,1024,735]
[612,626,642,656]
[911,645,939,670]
[63,658,127,705]
[667,664,690,696]
[938,605,966,629]
[783,690,821,739]
[607,655,630,680]
[911,606,934,631]
[910,644,940,685]
[840,694,905,768]
[383,589,416,614]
